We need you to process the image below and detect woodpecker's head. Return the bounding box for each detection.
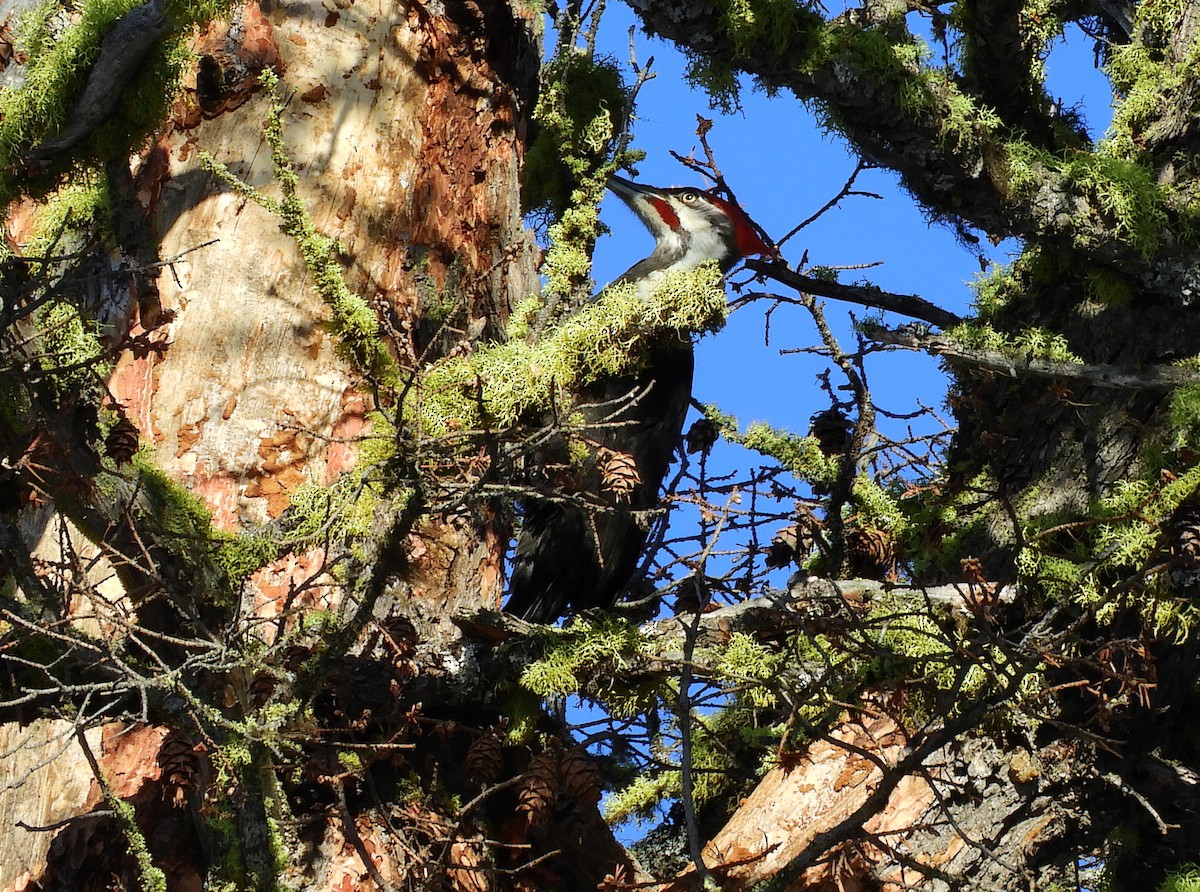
[607,174,773,287]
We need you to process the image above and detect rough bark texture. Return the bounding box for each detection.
[118,0,536,629]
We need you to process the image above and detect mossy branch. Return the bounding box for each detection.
[866,321,1200,392]
[0,0,235,202]
[74,726,167,892]
[696,406,839,488]
[408,262,728,440]
[1016,462,1200,636]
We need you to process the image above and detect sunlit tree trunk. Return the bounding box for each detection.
[0,1,565,888]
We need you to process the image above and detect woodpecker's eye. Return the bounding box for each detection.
[680,191,701,204]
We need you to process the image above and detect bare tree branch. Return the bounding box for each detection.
[745,259,964,328]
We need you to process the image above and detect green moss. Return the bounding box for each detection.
[518,615,663,720]
[923,70,1002,154]
[1015,463,1200,637]
[287,457,386,548]
[213,530,278,586]
[522,52,628,219]
[860,592,1009,705]
[952,0,1064,90]
[682,0,814,110]
[109,793,167,892]
[945,320,1082,363]
[732,422,838,488]
[37,298,106,385]
[26,175,113,250]
[520,44,646,321]
[602,713,727,823]
[501,683,546,743]
[1085,267,1135,305]
[851,475,907,534]
[1170,382,1200,447]
[131,453,279,604]
[713,632,779,708]
[800,23,1001,159]
[1062,154,1168,258]
[684,55,741,113]
[0,0,234,201]
[1104,42,1181,160]
[605,702,776,826]
[1000,140,1169,258]
[505,294,543,342]
[604,771,674,825]
[897,472,996,580]
[2,0,149,164]
[721,0,799,59]
[540,199,608,300]
[1158,864,1200,892]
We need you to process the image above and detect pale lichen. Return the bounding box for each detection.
[408,263,727,440]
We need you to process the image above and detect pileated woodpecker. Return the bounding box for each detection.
[505,174,772,623]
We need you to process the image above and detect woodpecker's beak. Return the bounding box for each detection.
[606,174,678,237]
[606,173,658,201]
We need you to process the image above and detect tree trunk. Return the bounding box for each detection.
[0,1,598,888]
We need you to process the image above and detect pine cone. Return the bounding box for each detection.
[517,749,560,825]
[1172,504,1200,569]
[598,448,640,503]
[157,730,203,808]
[808,408,853,456]
[465,734,503,786]
[685,418,720,454]
[560,748,602,807]
[104,415,140,464]
[766,519,819,569]
[845,517,895,578]
[960,556,987,586]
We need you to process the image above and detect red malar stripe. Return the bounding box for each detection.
[649,197,681,230]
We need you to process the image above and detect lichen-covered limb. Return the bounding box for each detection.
[410,263,727,439]
[26,0,173,161]
[459,577,1015,657]
[866,321,1199,389]
[624,0,1168,275]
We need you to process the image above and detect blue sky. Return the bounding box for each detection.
[588,6,1115,452]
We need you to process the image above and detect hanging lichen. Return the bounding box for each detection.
[521,51,629,221]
